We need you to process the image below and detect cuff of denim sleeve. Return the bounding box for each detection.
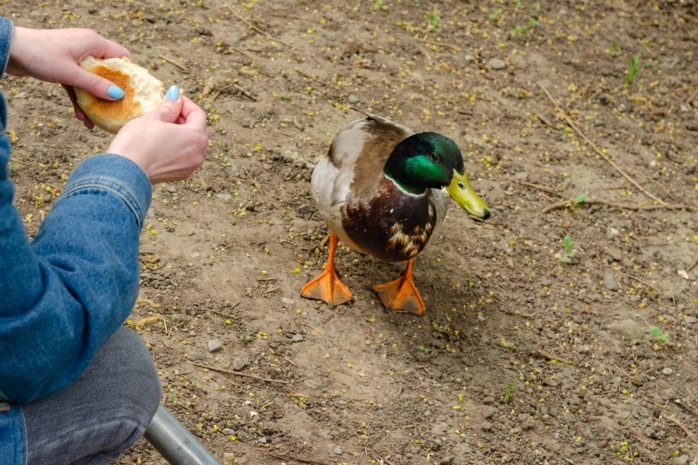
[62,154,152,229]
[0,18,14,78]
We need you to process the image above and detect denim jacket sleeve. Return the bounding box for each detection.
[0,18,12,77]
[0,17,12,76]
[0,91,152,403]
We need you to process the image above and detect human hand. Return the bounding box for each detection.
[6,26,131,128]
[107,86,209,184]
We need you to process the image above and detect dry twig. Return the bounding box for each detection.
[515,179,560,196]
[267,453,330,465]
[228,6,300,51]
[241,164,268,204]
[191,363,289,384]
[299,321,333,347]
[211,83,259,102]
[9,157,29,166]
[535,349,573,365]
[208,309,236,321]
[537,82,667,205]
[628,428,655,447]
[673,398,698,419]
[158,55,187,72]
[422,39,461,51]
[686,255,698,273]
[232,83,258,101]
[368,449,396,465]
[622,273,660,293]
[664,415,698,444]
[541,197,694,214]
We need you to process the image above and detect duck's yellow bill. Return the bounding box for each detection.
[446,171,491,220]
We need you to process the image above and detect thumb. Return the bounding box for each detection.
[152,85,183,123]
[72,68,126,101]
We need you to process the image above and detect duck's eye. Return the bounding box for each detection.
[428,152,439,162]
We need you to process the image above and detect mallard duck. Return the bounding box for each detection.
[301,114,490,315]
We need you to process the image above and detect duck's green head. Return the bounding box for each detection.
[384,132,491,220]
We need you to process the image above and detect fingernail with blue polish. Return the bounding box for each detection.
[107,85,125,99]
[165,85,180,101]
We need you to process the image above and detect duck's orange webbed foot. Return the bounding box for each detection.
[301,232,352,308]
[372,259,425,315]
[301,269,352,309]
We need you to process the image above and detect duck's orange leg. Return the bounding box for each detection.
[372,258,426,315]
[301,232,352,308]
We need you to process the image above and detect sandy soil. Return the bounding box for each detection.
[5,1,698,464]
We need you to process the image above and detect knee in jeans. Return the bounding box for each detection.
[105,327,162,424]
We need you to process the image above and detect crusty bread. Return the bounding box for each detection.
[74,56,164,134]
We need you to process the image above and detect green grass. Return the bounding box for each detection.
[488,8,503,21]
[502,383,517,402]
[610,48,649,93]
[626,48,649,88]
[572,192,588,207]
[650,326,669,343]
[560,235,575,264]
[512,18,538,35]
[427,11,440,29]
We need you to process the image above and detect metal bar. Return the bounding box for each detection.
[144,404,222,465]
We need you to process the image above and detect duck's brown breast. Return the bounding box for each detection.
[341,178,437,263]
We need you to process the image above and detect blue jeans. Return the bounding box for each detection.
[22,327,161,465]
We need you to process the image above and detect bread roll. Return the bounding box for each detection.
[74,57,164,134]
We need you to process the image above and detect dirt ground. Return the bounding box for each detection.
[4,0,698,464]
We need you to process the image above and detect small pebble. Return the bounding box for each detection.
[334,446,343,455]
[232,357,248,371]
[480,421,493,432]
[207,339,223,353]
[686,316,697,324]
[282,297,295,306]
[187,351,205,361]
[603,272,620,291]
[488,58,506,70]
[223,428,235,435]
[662,367,674,376]
[292,334,304,343]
